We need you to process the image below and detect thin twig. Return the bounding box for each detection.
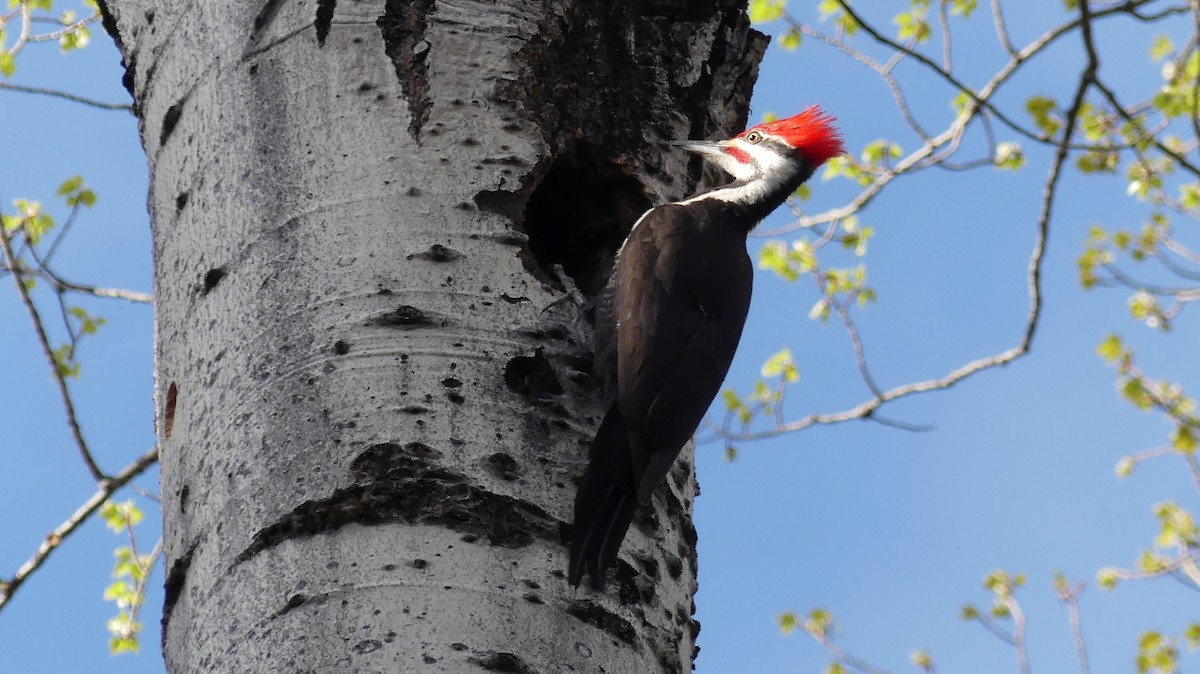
[1007,595,1030,674]
[938,0,953,73]
[0,224,107,481]
[1182,451,1200,492]
[35,269,153,303]
[989,0,1017,56]
[1100,262,1197,296]
[1162,237,1200,267]
[40,199,83,265]
[0,82,134,112]
[1058,582,1091,674]
[24,13,99,43]
[0,447,159,613]
[974,613,1016,646]
[828,285,883,398]
[812,634,896,674]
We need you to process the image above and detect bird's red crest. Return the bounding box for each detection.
[739,105,845,166]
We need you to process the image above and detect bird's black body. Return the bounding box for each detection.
[568,108,843,589]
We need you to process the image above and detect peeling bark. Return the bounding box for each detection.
[101,0,765,670]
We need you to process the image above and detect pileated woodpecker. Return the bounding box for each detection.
[569,107,845,589]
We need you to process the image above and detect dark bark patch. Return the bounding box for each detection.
[161,541,197,631]
[407,244,462,262]
[333,340,351,355]
[504,349,562,402]
[202,267,226,295]
[160,100,183,146]
[662,551,682,579]
[354,639,383,654]
[120,54,137,111]
[351,442,442,478]
[658,648,683,674]
[96,1,121,47]
[175,191,189,213]
[517,325,569,342]
[474,188,524,222]
[377,0,435,140]
[94,2,137,105]
[481,155,527,167]
[615,561,656,606]
[368,304,435,329]
[484,453,519,481]
[566,600,638,647]
[633,502,659,534]
[472,651,534,673]
[499,293,529,304]
[275,592,314,618]
[632,552,659,580]
[252,0,285,36]
[315,0,336,46]
[236,443,560,563]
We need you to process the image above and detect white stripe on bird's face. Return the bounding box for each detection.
[678,137,799,207]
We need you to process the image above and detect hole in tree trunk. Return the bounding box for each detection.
[164,382,178,439]
[521,142,651,295]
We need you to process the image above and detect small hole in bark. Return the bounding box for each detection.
[164,382,178,439]
[202,267,226,295]
[504,349,562,401]
[160,101,183,146]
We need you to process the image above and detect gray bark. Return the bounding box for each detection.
[99,0,765,671]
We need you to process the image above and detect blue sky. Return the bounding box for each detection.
[1,3,1196,673]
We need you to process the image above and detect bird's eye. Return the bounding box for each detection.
[745,130,763,144]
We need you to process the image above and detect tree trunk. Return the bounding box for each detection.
[99,0,765,670]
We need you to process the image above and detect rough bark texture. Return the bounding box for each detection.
[100,0,765,670]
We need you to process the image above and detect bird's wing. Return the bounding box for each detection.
[614,205,753,502]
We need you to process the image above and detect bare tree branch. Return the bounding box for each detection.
[0,446,159,614]
[833,0,1183,152]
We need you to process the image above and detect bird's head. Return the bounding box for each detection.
[675,106,845,184]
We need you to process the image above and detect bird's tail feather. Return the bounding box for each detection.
[569,408,637,589]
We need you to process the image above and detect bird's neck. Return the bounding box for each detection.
[676,166,813,231]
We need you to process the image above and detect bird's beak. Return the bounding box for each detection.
[669,140,729,160]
